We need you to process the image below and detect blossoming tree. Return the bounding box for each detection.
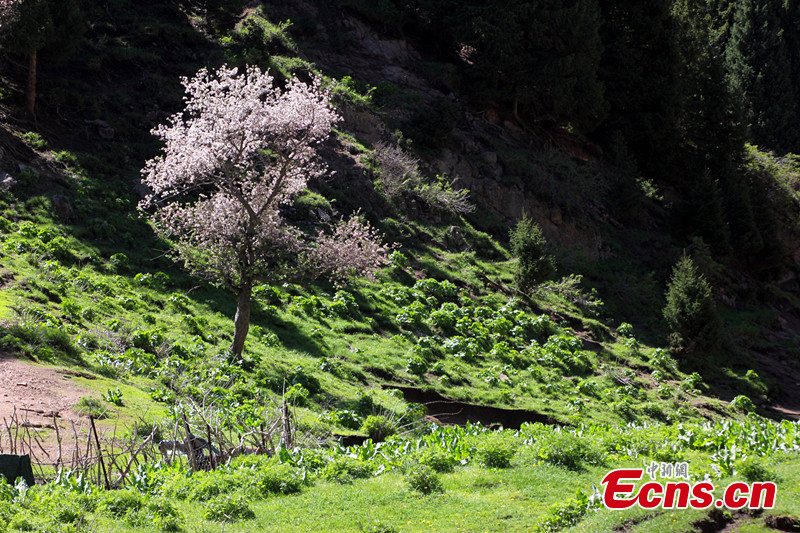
[141,66,389,356]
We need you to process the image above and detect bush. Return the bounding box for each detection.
[534,492,591,532]
[75,397,109,419]
[510,217,555,291]
[405,465,444,495]
[202,493,255,522]
[663,256,721,355]
[99,489,144,518]
[321,456,373,484]
[416,447,457,474]
[730,395,757,413]
[475,433,517,468]
[360,415,397,442]
[534,432,605,470]
[252,464,304,495]
[736,458,777,482]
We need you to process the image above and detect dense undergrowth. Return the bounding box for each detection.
[1,417,799,531]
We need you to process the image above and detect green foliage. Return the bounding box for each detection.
[202,493,255,522]
[532,431,605,471]
[534,491,592,532]
[730,395,756,413]
[321,456,373,484]
[404,464,444,495]
[75,397,108,419]
[475,433,516,469]
[510,217,555,291]
[104,387,124,406]
[735,457,777,482]
[663,256,721,356]
[416,447,457,474]
[20,132,48,150]
[360,415,397,442]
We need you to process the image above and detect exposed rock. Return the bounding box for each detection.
[0,172,16,190]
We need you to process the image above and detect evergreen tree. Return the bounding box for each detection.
[1,0,83,115]
[671,0,764,256]
[595,0,680,179]
[413,0,607,134]
[510,217,556,292]
[725,0,798,153]
[663,255,721,356]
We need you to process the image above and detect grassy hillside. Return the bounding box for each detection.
[1,1,800,532]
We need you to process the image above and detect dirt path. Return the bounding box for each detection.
[0,354,89,459]
[0,355,87,423]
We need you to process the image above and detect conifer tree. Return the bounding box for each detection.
[663,256,721,356]
[595,0,680,178]
[510,217,555,292]
[725,0,798,153]
[1,0,83,115]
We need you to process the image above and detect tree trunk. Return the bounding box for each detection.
[231,281,253,357]
[25,49,37,116]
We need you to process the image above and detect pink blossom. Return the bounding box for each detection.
[140,65,389,289]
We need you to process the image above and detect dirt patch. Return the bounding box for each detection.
[390,386,560,428]
[0,354,87,442]
[765,515,800,532]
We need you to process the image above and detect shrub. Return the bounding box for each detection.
[730,395,756,413]
[475,433,517,468]
[21,131,48,150]
[104,387,124,406]
[202,493,255,522]
[534,432,605,470]
[416,447,457,473]
[405,465,444,495]
[75,397,109,419]
[372,142,473,215]
[99,489,144,518]
[322,456,373,484]
[534,492,591,532]
[510,217,555,291]
[360,415,397,442]
[736,458,777,482]
[406,355,428,377]
[252,464,304,495]
[663,256,721,355]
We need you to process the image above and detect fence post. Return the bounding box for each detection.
[89,416,110,490]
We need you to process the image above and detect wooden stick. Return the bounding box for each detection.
[89,417,110,490]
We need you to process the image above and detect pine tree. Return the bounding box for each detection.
[663,256,721,356]
[725,0,798,153]
[510,217,556,292]
[418,0,607,134]
[671,0,765,256]
[595,0,680,179]
[1,0,83,115]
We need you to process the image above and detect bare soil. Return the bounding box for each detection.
[0,353,89,459]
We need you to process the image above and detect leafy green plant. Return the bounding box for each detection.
[360,415,397,442]
[416,447,457,474]
[202,493,255,522]
[75,397,109,419]
[104,387,124,406]
[730,395,756,413]
[405,464,444,495]
[475,433,517,468]
[21,131,48,150]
